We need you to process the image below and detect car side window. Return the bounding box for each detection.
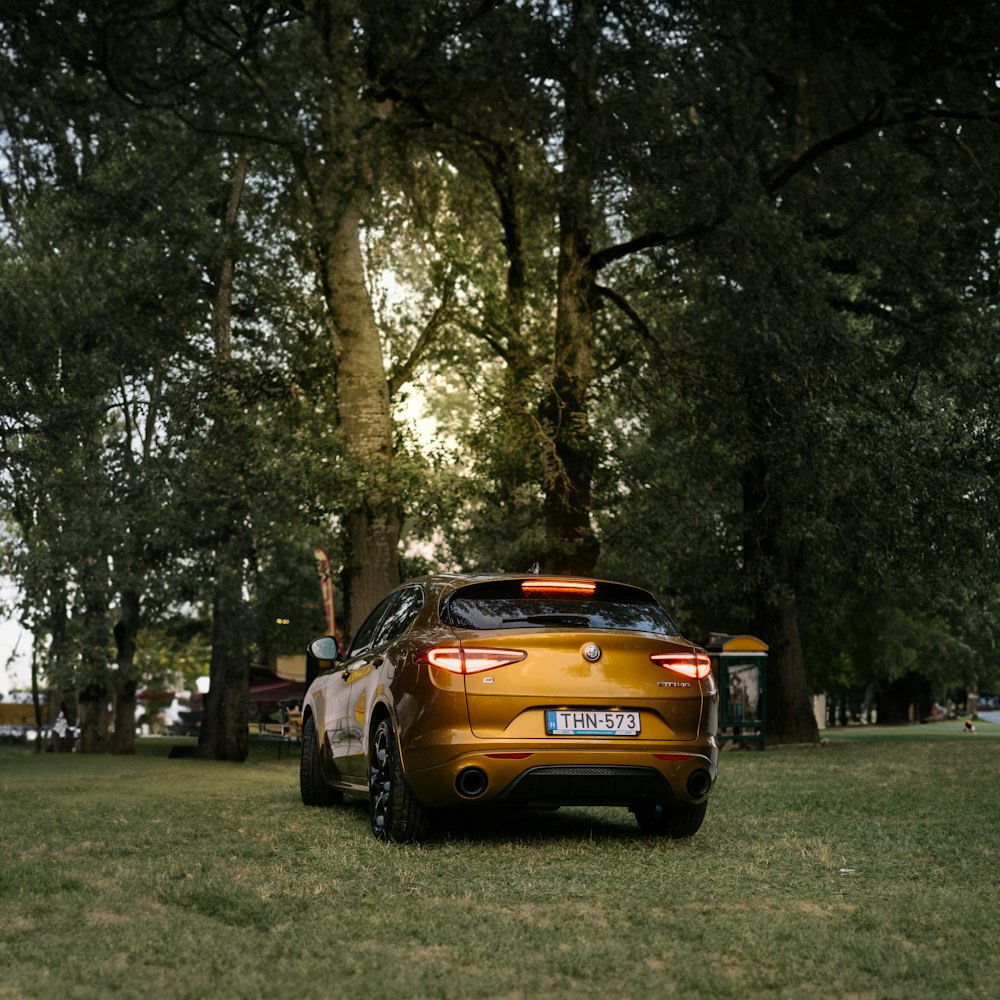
[371,586,424,648]
[347,593,397,658]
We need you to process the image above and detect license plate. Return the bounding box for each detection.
[545,709,641,736]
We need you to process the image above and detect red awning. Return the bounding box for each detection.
[248,680,306,704]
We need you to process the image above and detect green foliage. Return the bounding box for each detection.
[2,0,998,739]
[590,0,1000,713]
[135,624,211,694]
[0,8,351,734]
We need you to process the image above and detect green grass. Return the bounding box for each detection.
[1,733,998,1000]
[822,716,1000,740]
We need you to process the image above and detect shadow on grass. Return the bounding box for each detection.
[229,736,674,844]
[321,792,655,844]
[436,804,648,844]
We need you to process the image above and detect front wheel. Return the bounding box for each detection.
[369,717,431,843]
[300,713,343,807]
[632,800,707,838]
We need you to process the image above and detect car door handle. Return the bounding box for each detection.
[343,655,382,680]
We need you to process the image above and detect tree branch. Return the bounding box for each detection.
[589,213,728,272]
[458,318,516,367]
[387,274,457,397]
[594,283,655,348]
[767,106,1000,194]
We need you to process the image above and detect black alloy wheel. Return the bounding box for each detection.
[368,716,430,842]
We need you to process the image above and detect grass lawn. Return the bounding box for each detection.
[1,729,998,1000]
[823,716,1000,741]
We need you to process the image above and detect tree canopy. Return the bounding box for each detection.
[2,0,997,753]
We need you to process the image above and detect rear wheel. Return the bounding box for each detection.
[369,716,430,842]
[300,713,343,807]
[632,800,707,838]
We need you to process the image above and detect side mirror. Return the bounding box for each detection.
[308,635,341,663]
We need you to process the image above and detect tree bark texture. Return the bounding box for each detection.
[110,588,139,755]
[198,154,252,762]
[301,2,402,635]
[319,201,402,633]
[78,572,111,754]
[198,529,251,762]
[47,580,77,752]
[539,0,600,576]
[541,220,600,574]
[31,650,44,754]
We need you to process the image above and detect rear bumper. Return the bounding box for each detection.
[498,764,671,806]
[403,743,718,809]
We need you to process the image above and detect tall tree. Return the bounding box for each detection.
[86,0,507,630]
[197,153,253,762]
[597,0,1000,742]
[1,6,265,753]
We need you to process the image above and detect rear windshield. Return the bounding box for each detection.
[441,579,679,635]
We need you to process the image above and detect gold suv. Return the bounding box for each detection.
[300,574,719,841]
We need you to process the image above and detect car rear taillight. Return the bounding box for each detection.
[419,647,527,674]
[650,652,712,680]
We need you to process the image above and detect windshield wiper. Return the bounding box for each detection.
[502,614,591,627]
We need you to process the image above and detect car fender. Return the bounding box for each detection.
[304,688,326,733]
[362,686,393,749]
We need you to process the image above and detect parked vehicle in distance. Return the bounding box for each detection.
[299,573,719,841]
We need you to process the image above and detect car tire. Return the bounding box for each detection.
[300,713,343,807]
[632,800,707,838]
[369,716,431,842]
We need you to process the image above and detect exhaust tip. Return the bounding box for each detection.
[687,769,712,799]
[456,767,489,798]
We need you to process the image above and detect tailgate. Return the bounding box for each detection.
[461,631,704,740]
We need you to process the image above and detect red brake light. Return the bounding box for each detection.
[521,579,596,597]
[420,647,527,674]
[650,652,712,680]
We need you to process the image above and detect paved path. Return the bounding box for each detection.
[977,710,1000,726]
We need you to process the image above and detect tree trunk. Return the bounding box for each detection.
[78,559,111,753]
[198,527,250,761]
[476,143,546,570]
[742,455,820,745]
[198,152,252,762]
[78,689,110,752]
[31,649,44,754]
[297,3,402,635]
[318,199,401,634]
[47,581,77,753]
[539,0,600,576]
[540,219,600,574]
[111,588,139,754]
